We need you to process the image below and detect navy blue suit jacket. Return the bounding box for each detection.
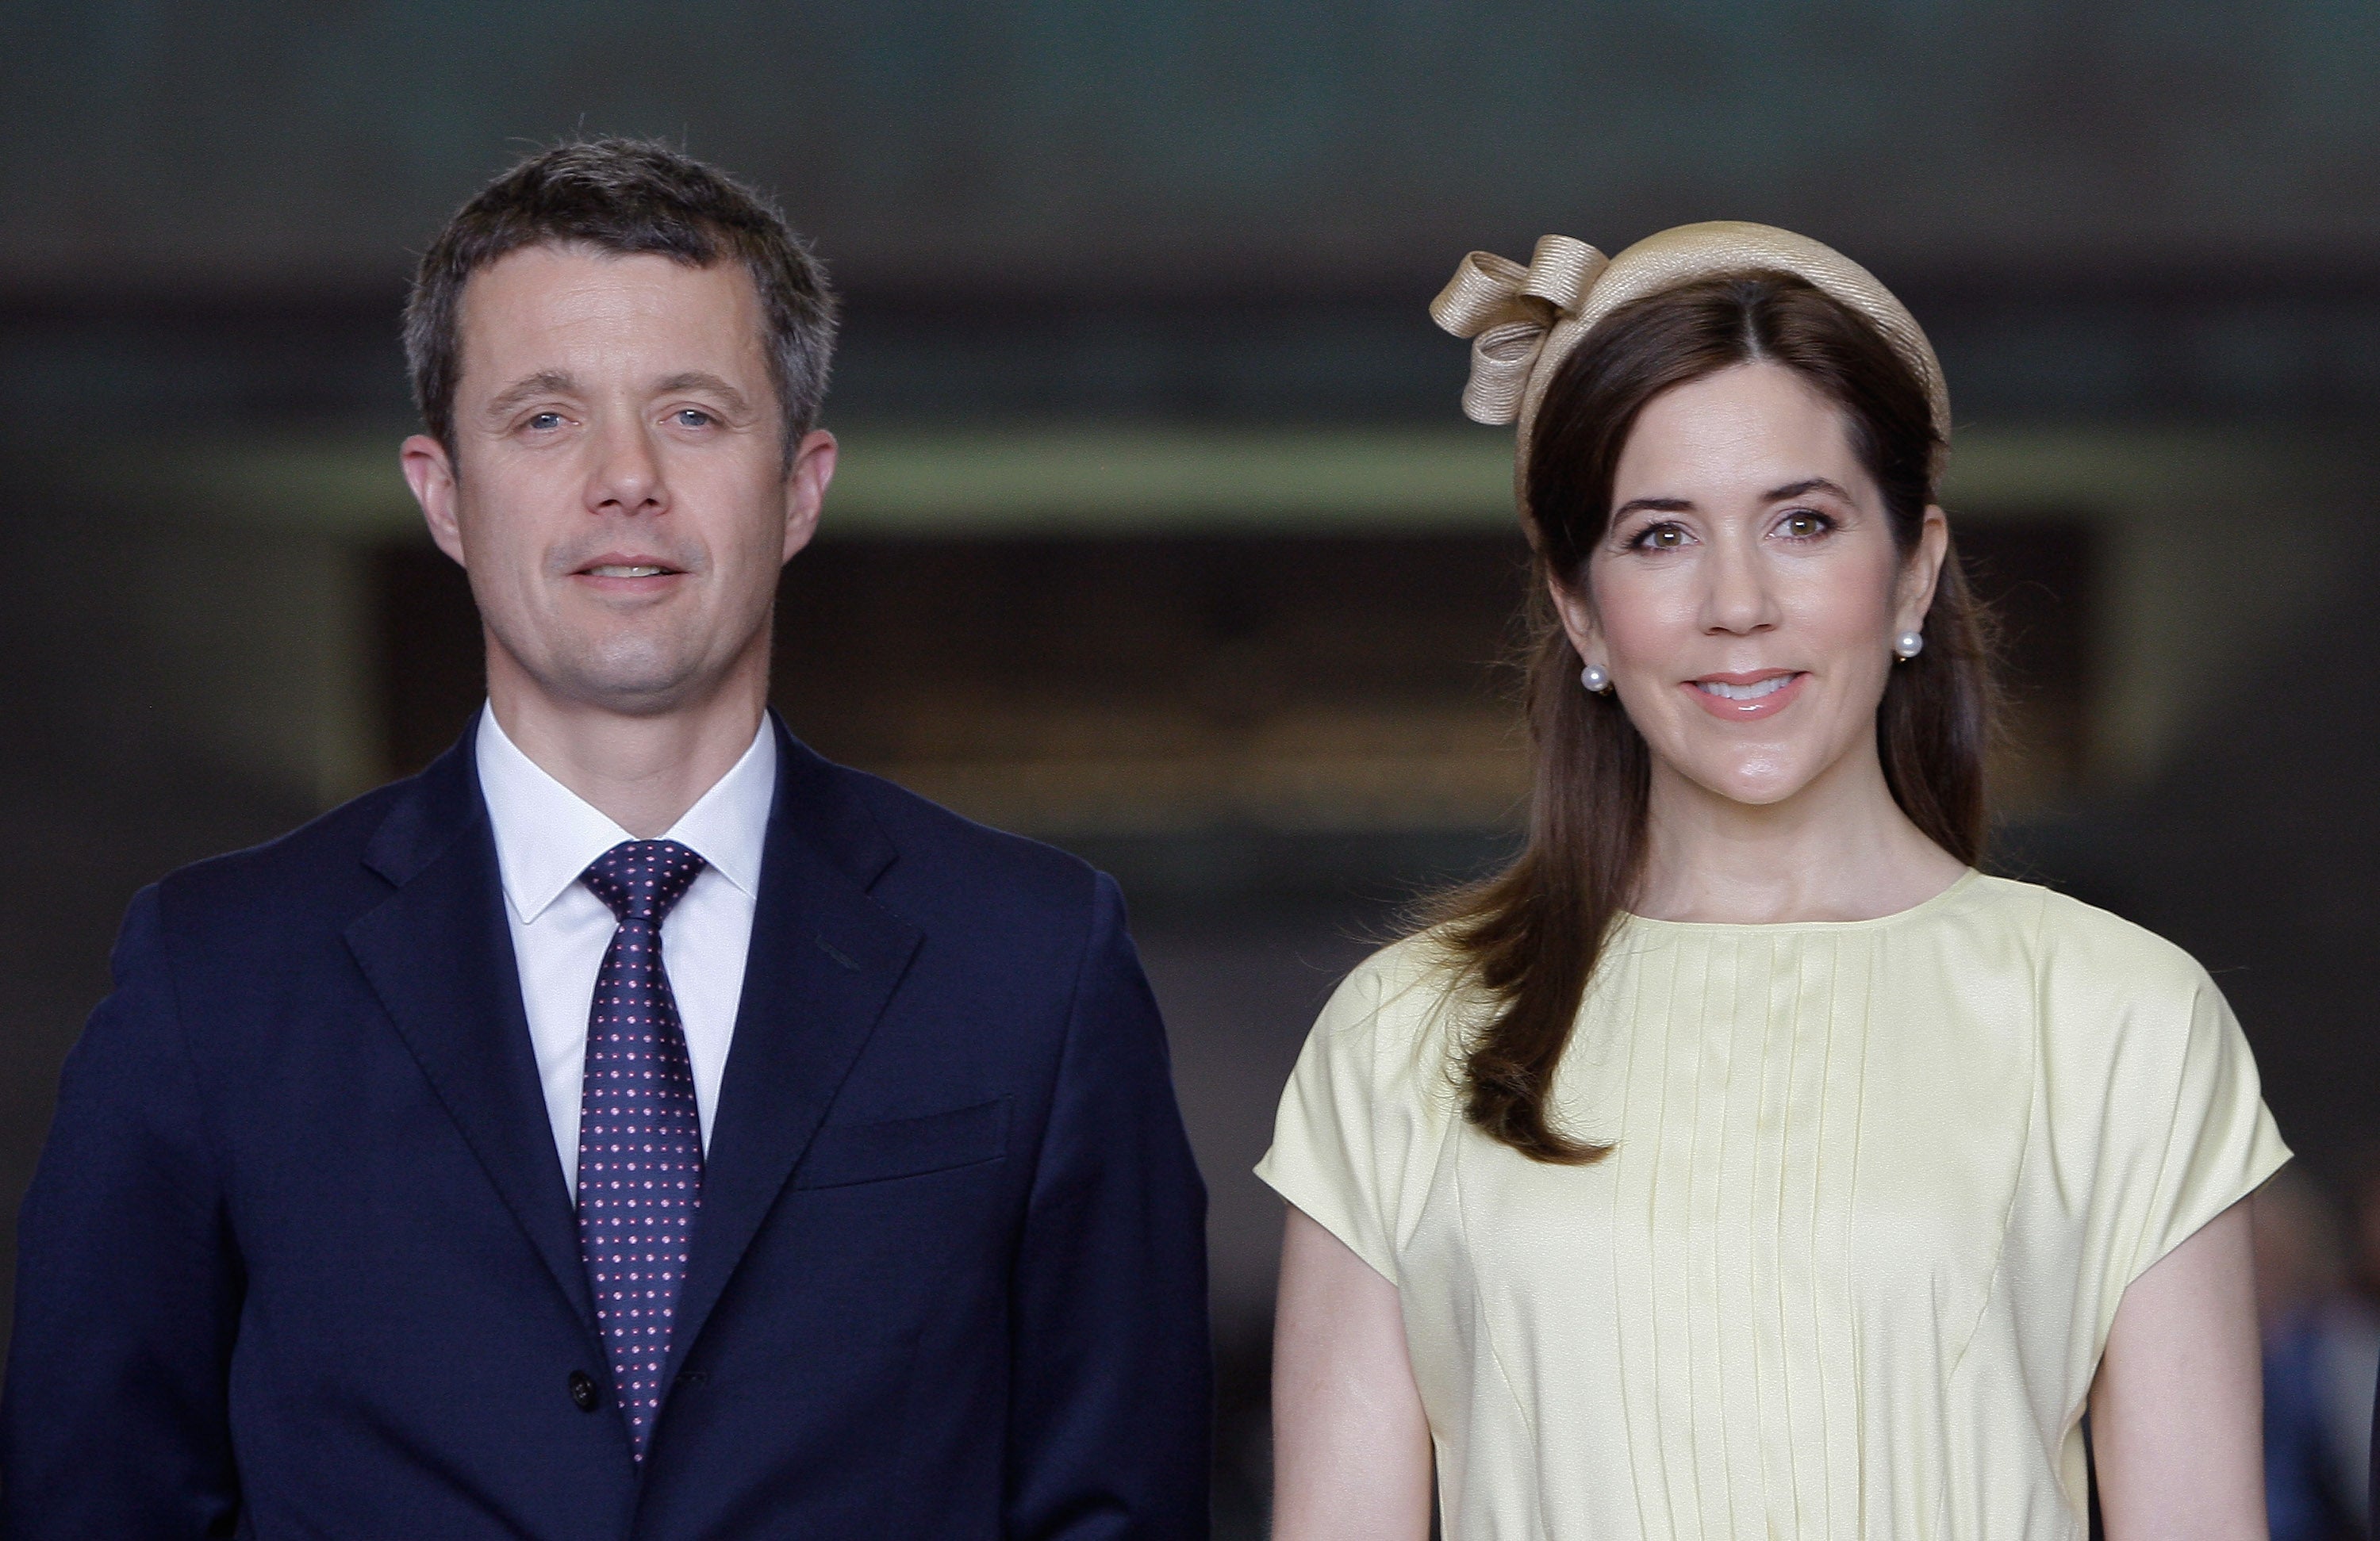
[2,718,1211,1538]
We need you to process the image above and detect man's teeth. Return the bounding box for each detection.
[589,565,668,577]
[1696,675,1795,700]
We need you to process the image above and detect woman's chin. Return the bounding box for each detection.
[1668,757,1827,811]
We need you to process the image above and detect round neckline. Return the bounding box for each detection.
[1620,867,1985,934]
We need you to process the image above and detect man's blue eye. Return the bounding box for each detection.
[527,412,563,431]
[676,409,713,427]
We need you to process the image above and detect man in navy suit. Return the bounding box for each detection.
[1,140,1211,1538]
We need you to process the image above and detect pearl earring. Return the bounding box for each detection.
[1893,630,1925,661]
[1580,664,1612,694]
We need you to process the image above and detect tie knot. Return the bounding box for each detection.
[582,839,708,925]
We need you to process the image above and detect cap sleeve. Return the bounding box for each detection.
[1256,942,1452,1287]
[2115,976,2289,1287]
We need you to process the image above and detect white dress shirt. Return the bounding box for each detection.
[475,708,776,1197]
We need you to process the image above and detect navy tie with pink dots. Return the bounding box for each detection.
[576,838,707,1459]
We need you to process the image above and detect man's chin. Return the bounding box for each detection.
[486,618,762,719]
[534,645,719,718]
[566,674,713,717]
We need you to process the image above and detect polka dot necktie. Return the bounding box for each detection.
[575,838,708,1459]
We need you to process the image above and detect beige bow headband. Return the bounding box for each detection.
[1430,221,1951,458]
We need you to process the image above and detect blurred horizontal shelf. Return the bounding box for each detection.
[36,420,2368,540]
[28,424,1517,536]
[863,749,1530,838]
[825,426,1511,531]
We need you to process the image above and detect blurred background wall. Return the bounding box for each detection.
[7,3,2380,1534]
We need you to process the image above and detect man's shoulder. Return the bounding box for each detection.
[827,759,1102,917]
[148,772,425,933]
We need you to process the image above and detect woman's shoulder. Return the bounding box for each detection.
[1319,925,1480,1035]
[1955,873,2214,992]
[1960,881,2283,1219]
[1298,925,1495,1093]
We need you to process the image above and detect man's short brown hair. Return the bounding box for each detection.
[403,139,839,458]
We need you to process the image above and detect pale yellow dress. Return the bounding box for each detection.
[1257,871,2287,1540]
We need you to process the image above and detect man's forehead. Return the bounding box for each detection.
[454,244,766,381]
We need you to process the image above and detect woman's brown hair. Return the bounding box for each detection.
[1437,271,1996,1163]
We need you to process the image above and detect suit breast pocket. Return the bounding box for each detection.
[792,1098,1011,1190]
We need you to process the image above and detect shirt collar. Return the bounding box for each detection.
[475,708,778,926]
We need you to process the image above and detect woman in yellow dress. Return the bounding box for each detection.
[1259,224,2286,1540]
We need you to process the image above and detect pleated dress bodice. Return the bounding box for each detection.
[1259,872,2286,1540]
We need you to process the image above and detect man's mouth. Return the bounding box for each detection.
[570,550,688,582]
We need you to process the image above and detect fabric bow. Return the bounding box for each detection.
[1429,234,1608,427]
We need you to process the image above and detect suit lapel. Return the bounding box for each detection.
[667,722,922,1378]
[344,730,598,1340]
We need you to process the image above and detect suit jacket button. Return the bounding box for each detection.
[569,1371,599,1413]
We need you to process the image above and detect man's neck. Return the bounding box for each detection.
[486,671,769,840]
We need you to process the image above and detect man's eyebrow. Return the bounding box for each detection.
[482,370,578,421]
[654,372,755,416]
[1766,477,1854,503]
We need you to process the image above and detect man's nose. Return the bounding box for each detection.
[585,416,667,516]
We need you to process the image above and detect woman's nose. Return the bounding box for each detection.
[1699,535,1779,635]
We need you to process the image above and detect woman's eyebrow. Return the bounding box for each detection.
[1765,477,1852,502]
[1612,496,1694,519]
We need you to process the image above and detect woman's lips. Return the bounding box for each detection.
[1680,670,1806,721]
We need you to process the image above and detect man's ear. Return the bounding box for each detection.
[1897,504,1951,634]
[781,428,838,564]
[401,435,467,569]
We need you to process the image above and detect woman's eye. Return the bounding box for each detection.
[1636,523,1689,550]
[1778,511,1831,539]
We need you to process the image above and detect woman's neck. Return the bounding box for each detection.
[1631,742,1969,924]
